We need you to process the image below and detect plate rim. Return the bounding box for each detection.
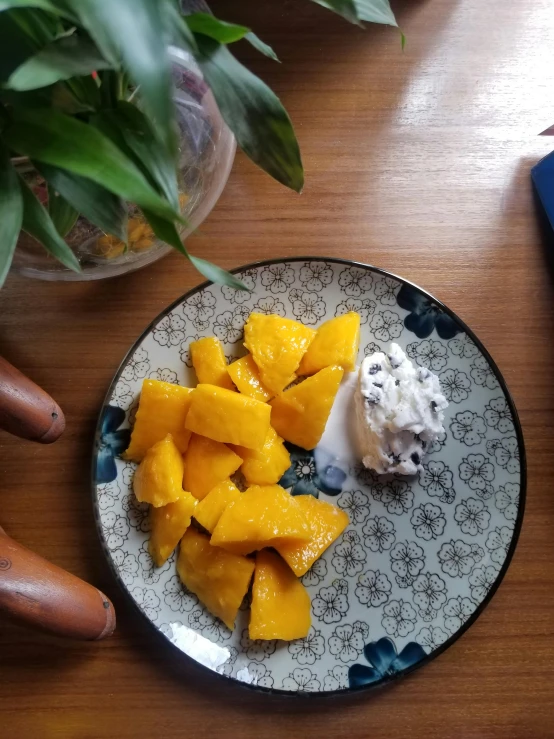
[91,256,527,698]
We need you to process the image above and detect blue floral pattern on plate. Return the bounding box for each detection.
[95,405,131,484]
[397,284,461,339]
[92,259,525,695]
[279,444,347,497]
[349,637,427,687]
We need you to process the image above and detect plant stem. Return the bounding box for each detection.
[126,85,141,104]
[117,72,129,100]
[100,70,118,108]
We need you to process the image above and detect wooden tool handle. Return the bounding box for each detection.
[0,526,116,640]
[0,355,65,443]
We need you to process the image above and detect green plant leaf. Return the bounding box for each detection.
[0,1,65,13]
[142,210,248,290]
[244,32,279,62]
[4,107,182,222]
[18,175,81,272]
[0,10,37,82]
[69,0,175,153]
[50,82,93,113]
[98,68,117,108]
[36,162,127,241]
[89,108,138,164]
[188,255,250,291]
[354,0,398,26]
[70,69,100,108]
[7,5,60,45]
[0,143,24,287]
[142,209,187,258]
[192,36,303,193]
[91,108,180,219]
[100,101,179,211]
[47,183,78,237]
[180,11,278,60]
[185,12,249,44]
[7,34,111,91]
[310,0,361,24]
[0,86,52,108]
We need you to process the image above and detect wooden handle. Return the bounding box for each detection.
[0,526,116,640]
[0,356,65,443]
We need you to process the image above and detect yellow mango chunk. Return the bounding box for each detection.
[250,549,311,640]
[298,312,360,375]
[124,379,193,461]
[227,354,274,402]
[148,491,198,566]
[275,495,349,576]
[177,528,255,630]
[211,484,310,555]
[185,384,271,450]
[190,336,235,390]
[183,434,242,500]
[243,313,315,395]
[232,427,291,486]
[270,365,344,450]
[194,479,241,533]
[133,434,184,507]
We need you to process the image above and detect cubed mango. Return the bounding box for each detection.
[133,433,184,507]
[298,312,360,375]
[232,427,291,486]
[194,479,241,533]
[124,379,193,461]
[211,484,310,555]
[148,491,198,566]
[270,365,344,450]
[183,433,242,500]
[275,495,349,576]
[243,313,315,395]
[249,549,311,640]
[190,336,235,390]
[227,354,274,402]
[177,528,255,630]
[185,384,271,450]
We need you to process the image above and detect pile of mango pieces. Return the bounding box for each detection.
[124,310,361,640]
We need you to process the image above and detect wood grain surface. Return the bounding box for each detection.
[1,0,554,736]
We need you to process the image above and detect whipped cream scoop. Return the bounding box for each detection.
[355,343,448,475]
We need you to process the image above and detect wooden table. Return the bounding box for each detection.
[2,0,554,736]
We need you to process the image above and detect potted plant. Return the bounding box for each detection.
[0,0,399,289]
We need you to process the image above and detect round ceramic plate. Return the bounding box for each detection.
[92,258,525,696]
